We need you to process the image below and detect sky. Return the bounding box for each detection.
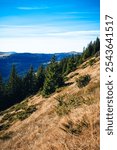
[0,0,100,53]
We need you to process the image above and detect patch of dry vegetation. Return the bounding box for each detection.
[0,56,100,150]
[75,74,91,88]
[0,131,14,141]
[0,98,37,134]
[55,94,95,116]
[81,57,97,69]
[61,117,89,136]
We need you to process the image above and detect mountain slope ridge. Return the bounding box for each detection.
[0,56,100,150]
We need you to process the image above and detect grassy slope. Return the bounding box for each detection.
[0,56,100,150]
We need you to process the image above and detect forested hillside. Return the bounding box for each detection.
[0,41,100,150]
[0,38,100,111]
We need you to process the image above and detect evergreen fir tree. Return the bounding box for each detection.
[59,58,68,75]
[82,41,93,60]
[94,37,100,54]
[23,66,37,96]
[42,55,64,96]
[7,65,22,102]
[65,56,76,75]
[74,54,81,66]
[36,65,45,90]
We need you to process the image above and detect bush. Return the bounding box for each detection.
[0,123,10,131]
[88,58,96,66]
[16,111,29,121]
[68,72,79,79]
[61,118,89,136]
[55,94,94,116]
[0,103,37,127]
[16,105,37,121]
[0,131,13,141]
[81,63,88,69]
[55,95,70,116]
[26,105,37,114]
[2,113,12,121]
[14,102,27,111]
[55,95,85,116]
[76,74,91,88]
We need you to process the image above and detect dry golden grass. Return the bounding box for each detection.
[0,56,100,150]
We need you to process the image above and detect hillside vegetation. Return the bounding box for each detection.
[0,37,100,111]
[0,38,100,149]
[0,55,100,150]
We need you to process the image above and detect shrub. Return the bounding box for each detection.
[2,113,12,121]
[68,72,79,79]
[14,102,27,111]
[61,119,89,136]
[0,105,37,133]
[56,87,65,93]
[81,63,88,69]
[1,113,17,124]
[55,95,70,116]
[88,58,96,66]
[0,123,10,131]
[0,131,13,141]
[55,94,94,116]
[76,74,91,88]
[64,76,69,82]
[16,105,37,121]
[26,105,37,114]
[16,111,29,121]
[55,95,84,116]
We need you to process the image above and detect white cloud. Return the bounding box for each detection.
[0,24,99,38]
[46,30,100,37]
[17,6,49,10]
[0,25,99,53]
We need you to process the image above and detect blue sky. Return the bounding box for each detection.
[0,0,100,53]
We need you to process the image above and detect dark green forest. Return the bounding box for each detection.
[0,38,100,111]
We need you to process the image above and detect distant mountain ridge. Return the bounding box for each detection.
[0,52,16,58]
[0,51,81,81]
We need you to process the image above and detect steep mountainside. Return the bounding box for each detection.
[0,56,100,150]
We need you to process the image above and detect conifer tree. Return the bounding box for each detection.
[74,54,81,66]
[82,41,94,60]
[23,66,37,96]
[65,56,76,75]
[7,65,22,102]
[94,37,100,54]
[36,65,45,90]
[42,55,64,96]
[59,58,68,75]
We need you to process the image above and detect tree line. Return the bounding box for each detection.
[0,37,100,111]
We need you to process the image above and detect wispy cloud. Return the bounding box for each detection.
[0,24,99,39]
[17,6,49,10]
[47,30,100,37]
[61,11,99,15]
[0,25,100,53]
